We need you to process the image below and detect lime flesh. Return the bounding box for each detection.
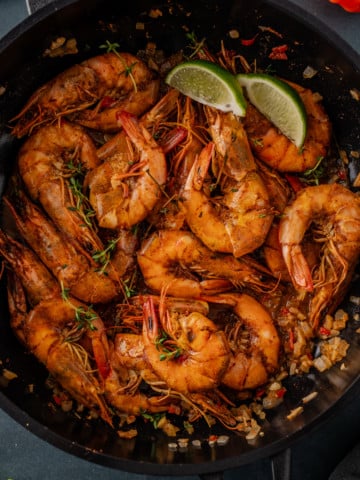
[237,73,307,148]
[166,60,247,116]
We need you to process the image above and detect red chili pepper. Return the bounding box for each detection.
[337,169,347,180]
[168,404,180,415]
[284,174,304,193]
[240,34,258,46]
[319,326,331,336]
[100,95,117,109]
[276,387,287,398]
[269,44,288,60]
[53,395,63,405]
[329,0,360,12]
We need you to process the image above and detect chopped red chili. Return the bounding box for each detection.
[100,95,117,109]
[276,387,287,398]
[280,307,290,315]
[319,326,331,336]
[285,174,304,193]
[240,34,258,46]
[269,44,288,60]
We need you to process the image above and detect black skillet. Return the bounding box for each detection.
[0,0,360,478]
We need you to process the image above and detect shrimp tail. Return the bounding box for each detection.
[282,244,314,291]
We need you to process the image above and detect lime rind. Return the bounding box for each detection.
[166,60,247,117]
[237,73,307,148]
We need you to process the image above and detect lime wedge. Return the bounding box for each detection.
[166,60,247,116]
[237,73,307,148]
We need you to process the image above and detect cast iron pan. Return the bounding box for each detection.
[0,0,360,477]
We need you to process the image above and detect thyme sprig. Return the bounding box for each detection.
[60,282,98,332]
[155,330,183,361]
[301,156,325,185]
[92,237,120,274]
[122,276,137,299]
[186,32,207,59]
[65,160,96,228]
[99,40,138,92]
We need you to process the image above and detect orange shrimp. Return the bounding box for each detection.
[85,90,180,230]
[4,192,120,304]
[279,183,360,329]
[11,52,159,137]
[202,293,280,390]
[0,230,113,424]
[182,109,273,257]
[142,296,230,394]
[87,111,167,229]
[17,120,105,260]
[137,229,275,297]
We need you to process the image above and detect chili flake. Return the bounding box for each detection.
[269,44,288,60]
[240,34,258,46]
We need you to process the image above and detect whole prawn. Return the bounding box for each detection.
[17,120,106,260]
[104,344,173,416]
[279,183,360,329]
[142,295,230,394]
[4,191,119,304]
[0,231,113,424]
[202,293,280,390]
[11,52,159,137]
[85,90,180,230]
[137,229,275,298]
[87,111,167,229]
[181,109,273,257]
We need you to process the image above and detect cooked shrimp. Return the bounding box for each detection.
[142,295,230,393]
[0,232,112,423]
[1,232,59,344]
[182,109,273,257]
[202,293,280,390]
[146,96,204,231]
[95,88,180,161]
[243,81,331,172]
[25,297,112,424]
[279,183,360,329]
[0,230,59,305]
[87,111,167,229]
[70,78,160,133]
[85,90,180,230]
[137,229,275,297]
[11,52,159,137]
[17,120,106,259]
[4,192,119,303]
[264,222,322,284]
[104,352,172,415]
[6,271,29,344]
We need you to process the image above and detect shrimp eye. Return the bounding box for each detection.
[187,330,195,343]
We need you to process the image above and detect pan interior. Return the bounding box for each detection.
[0,0,360,474]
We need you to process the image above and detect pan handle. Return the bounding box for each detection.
[270,448,292,480]
[199,472,224,480]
